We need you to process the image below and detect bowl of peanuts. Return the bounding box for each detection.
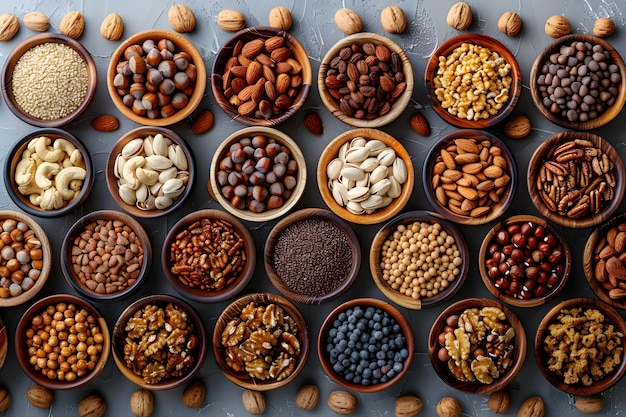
[212,292,310,391]
[318,32,414,128]
[162,209,256,303]
[15,294,110,390]
[535,298,626,395]
[4,128,94,218]
[0,210,51,308]
[211,26,312,126]
[107,29,206,126]
[424,34,522,129]
[369,210,469,310]
[527,131,625,228]
[423,129,517,225]
[61,210,152,302]
[1,33,97,127]
[112,294,207,390]
[428,298,527,394]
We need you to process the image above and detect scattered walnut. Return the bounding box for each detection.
[498,12,522,36]
[381,5,407,34]
[130,389,153,417]
[182,380,205,408]
[334,8,362,35]
[447,2,472,30]
[242,390,266,415]
[545,15,571,38]
[269,6,292,30]
[168,4,196,33]
[0,13,19,41]
[60,10,85,39]
[593,17,616,38]
[487,390,510,414]
[503,115,532,139]
[436,397,462,417]
[100,13,124,40]
[23,11,49,32]
[295,384,319,411]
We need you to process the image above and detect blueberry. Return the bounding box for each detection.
[368,344,377,353]
[381,343,389,352]
[338,325,348,334]
[345,372,354,381]
[373,330,383,340]
[364,309,373,319]
[353,307,364,318]
[394,352,403,362]
[337,353,346,362]
[362,368,373,379]
[353,375,362,384]
[350,351,359,361]
[382,317,390,326]
[342,358,351,368]
[336,332,345,341]
[338,312,347,321]
[377,359,386,367]
[356,364,364,373]
[380,375,388,383]
[355,342,362,350]
[373,312,382,322]
[360,334,369,343]
[348,315,357,324]
[333,319,342,327]
[381,365,390,374]
[372,378,380,385]
[373,369,382,379]
[329,348,339,359]
[401,348,409,359]
[393,324,401,333]
[376,351,386,360]
[349,363,357,371]
[359,350,369,359]
[387,369,396,378]
[348,340,356,349]
[362,378,371,386]
[333,363,344,373]
[373,322,382,331]
[369,361,377,370]
[389,341,396,350]
[395,336,405,347]
[329,328,338,338]
[356,322,366,331]
[393,362,404,373]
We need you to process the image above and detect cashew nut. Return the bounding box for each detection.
[52,138,76,155]
[40,187,64,210]
[69,149,84,167]
[122,155,146,190]
[29,193,43,206]
[35,161,61,189]
[136,167,159,186]
[18,181,44,196]
[34,136,64,163]
[55,166,86,200]
[14,158,36,186]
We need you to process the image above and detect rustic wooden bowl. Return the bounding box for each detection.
[211,26,312,126]
[428,298,526,394]
[534,298,626,395]
[162,209,256,303]
[208,126,307,222]
[530,34,626,130]
[4,128,94,218]
[0,317,6,371]
[264,208,360,304]
[1,33,97,127]
[105,126,195,218]
[15,294,110,390]
[112,294,207,390]
[369,210,469,310]
[479,215,571,308]
[317,128,414,225]
[61,210,152,302]
[424,34,522,129]
[0,210,51,308]
[107,29,206,126]
[212,292,309,391]
[422,129,517,225]
[317,298,414,393]
[318,32,414,128]
[527,131,625,228]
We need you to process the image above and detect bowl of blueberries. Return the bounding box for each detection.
[317,297,414,393]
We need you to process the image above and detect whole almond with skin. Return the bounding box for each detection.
[395,395,423,417]
[60,11,85,39]
[27,385,53,409]
[335,8,363,35]
[23,11,49,32]
[504,115,531,139]
[304,111,323,135]
[130,389,153,417]
[545,15,570,38]
[217,9,245,32]
[498,11,522,36]
[242,390,266,415]
[78,393,107,417]
[0,388,10,412]
[410,113,431,136]
[381,5,407,34]
[168,4,196,33]
[327,391,358,415]
[191,110,214,134]
[487,390,511,414]
[295,384,319,411]
[575,395,603,414]
[0,13,19,41]
[517,396,545,417]
[594,17,616,37]
[447,2,472,30]
[269,6,292,30]
[100,13,124,40]
[91,115,120,132]
[182,380,205,408]
[436,397,462,417]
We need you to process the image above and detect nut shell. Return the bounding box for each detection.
[78,393,107,417]
[574,395,603,414]
[487,390,510,414]
[436,397,462,417]
[217,9,246,32]
[395,395,423,417]
[381,5,407,34]
[60,10,85,39]
[23,11,49,32]
[334,8,363,35]
[26,385,53,409]
[498,12,522,36]
[269,6,293,30]
[327,391,358,415]
[242,389,266,415]
[503,115,531,139]
[593,17,616,37]
[295,384,319,411]
[0,388,10,412]
[545,15,571,38]
[130,389,153,417]
[517,396,545,417]
[168,4,196,33]
[0,13,19,41]
[447,2,472,30]
[100,13,124,40]
[182,380,205,408]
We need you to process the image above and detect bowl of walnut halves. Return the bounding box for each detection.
[212,292,310,391]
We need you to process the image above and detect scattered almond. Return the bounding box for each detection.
[78,393,107,417]
[91,115,120,132]
[593,17,616,37]
[574,395,603,414]
[395,395,423,417]
[23,11,49,32]
[517,396,545,417]
[487,390,511,414]
[304,111,323,135]
[0,13,19,41]
[191,110,214,134]
[447,2,472,30]
[168,4,196,33]
[498,11,522,36]
[182,380,205,408]
[545,15,570,38]
[327,391,358,415]
[217,9,246,32]
[269,6,293,31]
[100,13,124,40]
[0,388,10,412]
[334,8,363,35]
[242,390,266,415]
[295,384,319,411]
[503,115,531,139]
[60,11,85,39]
[26,385,53,409]
[436,397,461,417]
[410,113,431,136]
[381,5,407,34]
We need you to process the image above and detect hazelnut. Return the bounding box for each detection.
[487,390,511,414]
[100,12,124,40]
[447,2,472,30]
[60,10,85,39]
[575,395,603,414]
[436,397,462,417]
[217,9,246,32]
[78,393,107,417]
[182,380,206,408]
[130,389,154,417]
[381,5,407,34]
[23,11,49,32]
[395,395,423,417]
[26,385,53,409]
[242,389,266,415]
[0,387,11,412]
[498,11,522,36]
[517,396,545,417]
[593,17,616,37]
[545,15,571,38]
[334,8,363,35]
[269,6,293,31]
[503,115,532,139]
[168,4,196,33]
[327,391,358,415]
[295,384,319,411]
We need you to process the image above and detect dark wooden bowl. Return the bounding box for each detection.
[534,298,626,395]
[264,208,360,304]
[317,298,414,393]
[530,34,626,130]
[527,131,625,228]
[424,34,522,129]
[369,210,469,309]
[427,298,526,394]
[0,317,6,371]
[1,33,97,127]
[162,209,256,303]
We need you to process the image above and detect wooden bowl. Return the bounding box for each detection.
[112,294,207,390]
[318,32,413,128]
[162,209,256,303]
[527,131,625,228]
[1,33,97,127]
[424,34,522,129]
[61,210,152,302]
[317,128,414,225]
[534,298,626,395]
[212,292,309,391]
[0,210,51,308]
[317,298,414,393]
[423,129,517,225]
[4,128,94,218]
[369,210,469,309]
[264,208,360,304]
[530,34,626,130]
[479,215,571,308]
[106,126,195,218]
[211,26,312,126]
[15,294,110,390]
[208,126,307,222]
[428,298,527,394]
[107,29,206,126]
[0,317,7,371]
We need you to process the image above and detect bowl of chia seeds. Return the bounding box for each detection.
[264,208,361,304]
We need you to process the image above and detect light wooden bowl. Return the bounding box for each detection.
[527,131,625,228]
[424,34,522,129]
[318,32,414,128]
[317,128,414,225]
[530,34,626,130]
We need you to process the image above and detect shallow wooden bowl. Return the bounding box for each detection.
[264,208,360,304]
[317,128,414,225]
[317,298,414,393]
[424,34,522,129]
[530,34,626,130]
[1,33,97,127]
[534,298,626,395]
[318,32,413,128]
[212,292,309,391]
[112,294,207,390]
[15,294,110,390]
[428,298,526,394]
[527,131,625,228]
[211,26,312,126]
[107,29,206,126]
[369,210,469,309]
[162,209,256,303]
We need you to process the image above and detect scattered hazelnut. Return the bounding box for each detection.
[381,5,407,34]
[503,115,532,139]
[295,384,319,411]
[78,393,107,417]
[269,6,293,31]
[60,10,85,39]
[517,396,545,417]
[242,389,266,415]
[327,391,358,415]
[447,2,472,30]
[487,390,511,414]
[217,9,246,32]
[575,395,603,414]
[130,389,154,417]
[23,11,49,32]
[168,4,196,33]
[436,397,461,417]
[593,17,616,37]
[0,387,10,412]
[334,8,363,35]
[100,12,124,41]
[395,395,423,417]
[26,385,53,409]
[498,11,522,36]
[182,380,206,408]
[545,15,571,38]
[0,13,19,41]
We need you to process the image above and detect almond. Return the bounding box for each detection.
[275,73,291,95]
[375,44,391,62]
[245,61,263,85]
[23,11,49,32]
[60,10,85,39]
[100,12,124,40]
[304,111,323,135]
[274,94,292,109]
[168,4,196,33]
[265,36,285,52]
[455,138,480,154]
[0,13,19,41]
[615,231,626,253]
[91,115,119,132]
[409,113,430,136]
[191,110,214,134]
[242,39,265,58]
[237,100,257,116]
[270,46,292,62]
